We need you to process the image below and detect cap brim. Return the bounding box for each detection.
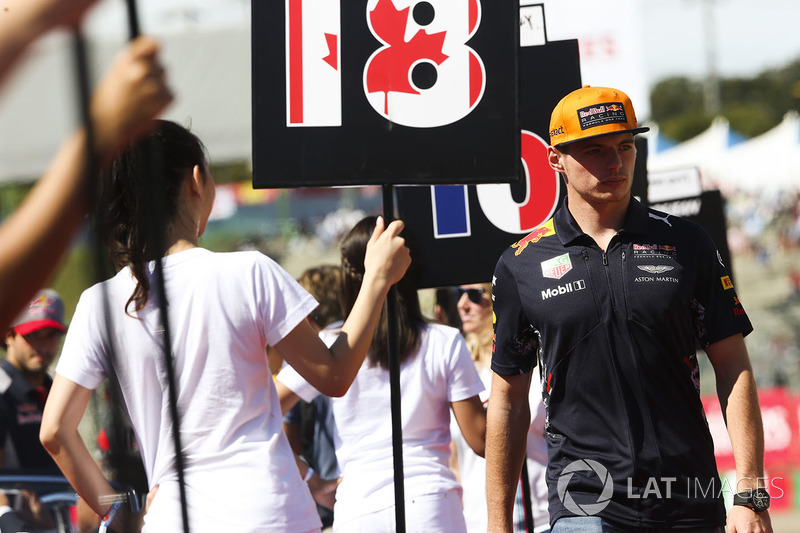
[13,319,66,336]
[555,126,650,147]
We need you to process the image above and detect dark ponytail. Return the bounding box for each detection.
[339,216,425,369]
[100,120,207,315]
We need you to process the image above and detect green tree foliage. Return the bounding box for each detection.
[650,57,800,142]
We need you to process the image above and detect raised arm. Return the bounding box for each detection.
[0,36,172,331]
[705,333,772,533]
[486,371,532,533]
[0,0,100,87]
[273,217,410,397]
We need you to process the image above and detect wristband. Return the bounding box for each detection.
[304,465,315,482]
[99,496,124,533]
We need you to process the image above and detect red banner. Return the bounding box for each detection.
[702,387,800,471]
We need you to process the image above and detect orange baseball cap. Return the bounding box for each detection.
[549,86,649,147]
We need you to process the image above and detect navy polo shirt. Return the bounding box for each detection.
[0,359,59,472]
[492,197,752,528]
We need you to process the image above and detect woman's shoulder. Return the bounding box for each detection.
[424,322,464,339]
[419,322,468,352]
[192,249,283,273]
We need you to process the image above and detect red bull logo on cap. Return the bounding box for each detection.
[512,219,555,256]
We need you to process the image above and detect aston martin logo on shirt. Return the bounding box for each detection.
[637,265,674,274]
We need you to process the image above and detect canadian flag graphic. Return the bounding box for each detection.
[364,0,485,128]
[285,0,341,127]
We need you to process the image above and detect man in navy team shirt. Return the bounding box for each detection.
[486,86,771,533]
[1,288,65,473]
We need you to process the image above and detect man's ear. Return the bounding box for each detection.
[2,330,15,350]
[547,146,565,173]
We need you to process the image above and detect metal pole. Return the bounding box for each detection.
[382,184,406,533]
[123,3,191,531]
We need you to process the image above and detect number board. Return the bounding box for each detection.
[395,39,582,288]
[252,0,520,188]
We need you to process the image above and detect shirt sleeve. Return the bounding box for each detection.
[55,286,109,390]
[255,254,319,347]
[276,365,321,403]
[444,329,485,403]
[491,251,539,376]
[690,224,753,346]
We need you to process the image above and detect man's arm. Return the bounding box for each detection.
[705,333,772,533]
[486,371,532,533]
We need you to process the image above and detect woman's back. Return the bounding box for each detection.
[57,248,322,532]
[320,323,483,523]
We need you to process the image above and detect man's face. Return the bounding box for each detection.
[550,132,637,206]
[4,328,63,378]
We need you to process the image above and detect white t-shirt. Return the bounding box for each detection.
[278,323,484,526]
[56,248,322,533]
[451,366,550,533]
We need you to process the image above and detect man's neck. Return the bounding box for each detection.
[567,193,631,252]
[7,357,46,388]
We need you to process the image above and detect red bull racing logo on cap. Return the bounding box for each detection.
[28,295,58,319]
[578,101,628,131]
[512,219,555,256]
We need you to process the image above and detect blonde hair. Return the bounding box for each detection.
[463,282,493,364]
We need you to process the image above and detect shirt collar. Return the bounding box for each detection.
[554,195,650,246]
[0,359,50,396]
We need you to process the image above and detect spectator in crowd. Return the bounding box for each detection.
[1,289,65,473]
[0,489,56,532]
[39,120,410,532]
[283,264,345,530]
[278,216,486,533]
[433,287,462,331]
[446,283,549,533]
[0,0,172,331]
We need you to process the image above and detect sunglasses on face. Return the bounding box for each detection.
[457,287,487,305]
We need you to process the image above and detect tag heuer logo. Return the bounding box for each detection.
[541,253,572,279]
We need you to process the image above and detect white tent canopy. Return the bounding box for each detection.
[718,111,800,193]
[0,24,252,184]
[648,115,800,193]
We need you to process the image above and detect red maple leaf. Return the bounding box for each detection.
[366,0,449,100]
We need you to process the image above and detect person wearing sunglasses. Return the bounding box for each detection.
[449,283,550,533]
